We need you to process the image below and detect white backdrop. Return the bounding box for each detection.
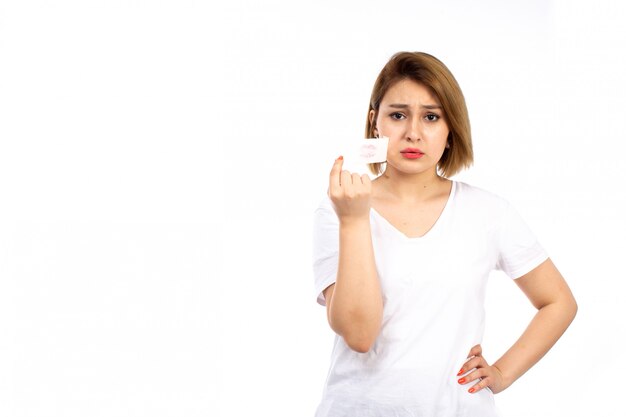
[0,1,624,416]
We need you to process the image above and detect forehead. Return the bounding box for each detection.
[380,79,440,106]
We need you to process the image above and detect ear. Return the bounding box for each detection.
[369,109,377,136]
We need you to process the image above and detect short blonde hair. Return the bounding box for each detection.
[366,52,473,177]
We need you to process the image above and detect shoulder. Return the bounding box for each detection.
[454,180,510,206]
[453,180,511,214]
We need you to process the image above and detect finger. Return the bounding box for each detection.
[351,173,361,187]
[467,376,489,394]
[329,156,344,190]
[457,360,476,376]
[457,356,487,376]
[467,344,482,358]
[457,367,486,386]
[341,170,352,188]
[361,174,372,187]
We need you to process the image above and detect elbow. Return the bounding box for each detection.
[344,333,377,353]
[564,282,578,320]
[545,295,578,321]
[570,297,578,319]
[350,344,372,354]
[329,305,383,353]
[339,323,381,353]
[565,300,578,330]
[564,292,578,319]
[331,318,380,353]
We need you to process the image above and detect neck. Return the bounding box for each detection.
[374,166,449,203]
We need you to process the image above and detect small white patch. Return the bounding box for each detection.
[359,136,389,163]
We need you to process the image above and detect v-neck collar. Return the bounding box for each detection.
[370,180,456,241]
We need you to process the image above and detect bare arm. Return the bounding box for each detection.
[458,258,577,394]
[323,157,383,353]
[492,258,578,389]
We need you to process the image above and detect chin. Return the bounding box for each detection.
[388,161,436,174]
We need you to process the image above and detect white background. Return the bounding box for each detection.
[0,0,624,416]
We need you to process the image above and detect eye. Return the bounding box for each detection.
[390,112,406,120]
[425,113,440,122]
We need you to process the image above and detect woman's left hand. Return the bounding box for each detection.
[456,344,509,395]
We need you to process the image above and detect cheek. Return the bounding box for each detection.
[375,116,387,130]
[427,125,449,143]
[424,122,447,133]
[377,119,402,135]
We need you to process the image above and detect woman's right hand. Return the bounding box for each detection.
[327,156,372,223]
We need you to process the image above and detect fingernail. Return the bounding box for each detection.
[457,368,464,376]
[338,156,343,160]
[469,388,475,393]
[458,378,466,384]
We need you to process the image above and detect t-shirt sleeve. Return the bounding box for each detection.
[312,196,339,306]
[495,201,549,279]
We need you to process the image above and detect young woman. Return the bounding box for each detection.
[312,52,577,416]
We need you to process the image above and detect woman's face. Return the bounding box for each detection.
[370,78,449,177]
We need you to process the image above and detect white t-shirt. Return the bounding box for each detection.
[312,180,548,417]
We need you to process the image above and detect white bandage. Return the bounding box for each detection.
[359,137,388,163]
[333,136,389,176]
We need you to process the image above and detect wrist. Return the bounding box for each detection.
[339,215,371,228]
[492,363,515,389]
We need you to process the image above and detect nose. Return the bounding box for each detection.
[406,116,422,142]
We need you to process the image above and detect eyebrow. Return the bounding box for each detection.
[387,103,442,110]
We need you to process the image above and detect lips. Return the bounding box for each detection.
[400,147,425,160]
[400,148,424,155]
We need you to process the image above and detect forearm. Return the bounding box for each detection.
[329,217,383,350]
[493,299,577,388]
